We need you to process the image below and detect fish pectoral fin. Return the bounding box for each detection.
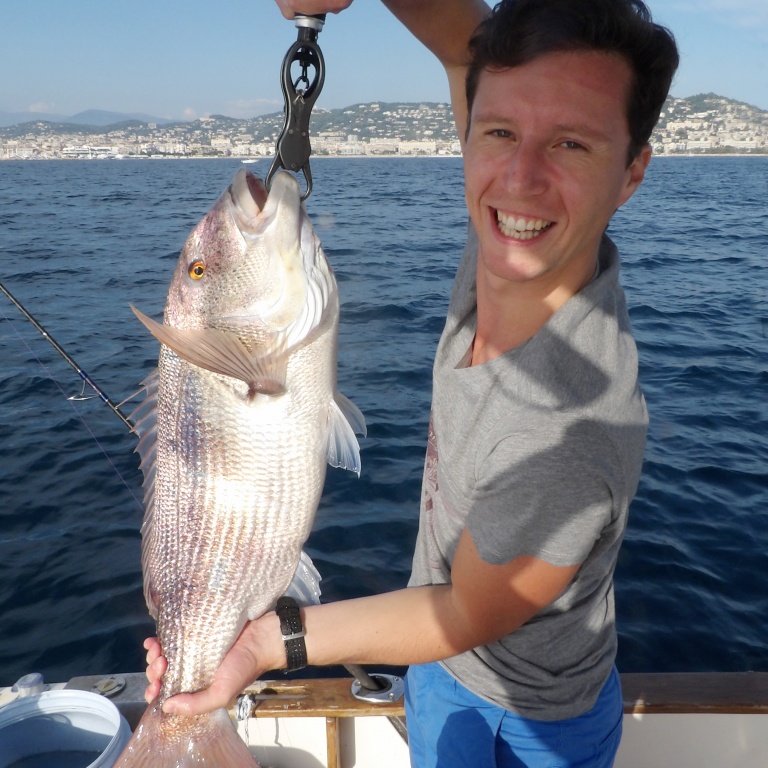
[335,391,367,437]
[283,550,322,607]
[326,393,365,476]
[252,551,322,621]
[131,305,288,395]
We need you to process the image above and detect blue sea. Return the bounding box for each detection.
[0,156,766,687]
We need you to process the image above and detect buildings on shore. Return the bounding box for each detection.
[2,95,766,160]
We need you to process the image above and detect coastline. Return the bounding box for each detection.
[1,152,767,162]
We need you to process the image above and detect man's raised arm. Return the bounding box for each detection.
[381,0,490,140]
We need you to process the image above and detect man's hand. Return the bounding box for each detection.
[143,636,167,703]
[275,0,354,20]
[142,611,287,716]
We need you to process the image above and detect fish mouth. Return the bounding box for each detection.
[228,169,302,236]
[229,168,269,229]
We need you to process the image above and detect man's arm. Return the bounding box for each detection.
[302,529,579,666]
[153,528,579,716]
[379,1,490,142]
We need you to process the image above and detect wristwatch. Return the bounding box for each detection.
[275,596,307,672]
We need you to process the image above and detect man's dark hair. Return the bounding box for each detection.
[466,0,679,161]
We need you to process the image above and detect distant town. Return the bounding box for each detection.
[1,93,766,160]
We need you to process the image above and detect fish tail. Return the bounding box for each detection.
[114,701,259,767]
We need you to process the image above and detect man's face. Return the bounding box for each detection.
[463,49,650,294]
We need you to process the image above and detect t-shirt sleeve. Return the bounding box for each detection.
[466,418,620,567]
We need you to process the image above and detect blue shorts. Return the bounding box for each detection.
[404,662,622,768]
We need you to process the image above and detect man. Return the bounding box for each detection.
[145,2,678,765]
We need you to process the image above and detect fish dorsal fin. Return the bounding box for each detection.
[131,305,288,397]
[326,392,367,477]
[126,369,161,619]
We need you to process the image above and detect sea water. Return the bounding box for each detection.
[0,156,766,684]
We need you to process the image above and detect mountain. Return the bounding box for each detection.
[0,110,68,127]
[66,110,175,127]
[659,92,768,127]
[0,109,174,129]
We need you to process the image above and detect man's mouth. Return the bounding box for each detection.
[496,210,553,241]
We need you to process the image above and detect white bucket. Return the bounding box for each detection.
[0,689,131,768]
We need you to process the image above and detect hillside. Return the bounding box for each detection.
[2,94,766,158]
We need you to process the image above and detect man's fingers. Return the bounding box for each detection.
[275,0,353,19]
[146,654,167,684]
[144,639,162,666]
[162,683,230,717]
[144,679,162,705]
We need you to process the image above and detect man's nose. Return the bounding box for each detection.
[500,141,549,197]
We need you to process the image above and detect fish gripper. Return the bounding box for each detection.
[267,14,327,201]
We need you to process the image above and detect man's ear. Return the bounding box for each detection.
[618,143,652,208]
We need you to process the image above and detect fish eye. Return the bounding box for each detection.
[188,261,206,280]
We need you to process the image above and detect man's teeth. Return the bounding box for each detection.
[496,211,552,240]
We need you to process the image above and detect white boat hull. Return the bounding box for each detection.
[2,672,767,767]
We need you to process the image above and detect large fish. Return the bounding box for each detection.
[114,169,365,767]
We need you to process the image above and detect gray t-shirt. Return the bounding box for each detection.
[409,226,648,720]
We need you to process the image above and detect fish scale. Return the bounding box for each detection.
[114,170,364,767]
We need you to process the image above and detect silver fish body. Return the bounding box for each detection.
[115,169,364,767]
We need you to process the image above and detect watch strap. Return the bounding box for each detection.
[275,596,307,671]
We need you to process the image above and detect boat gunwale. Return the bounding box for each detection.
[621,672,768,715]
[13,671,768,722]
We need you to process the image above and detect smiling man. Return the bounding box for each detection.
[144,1,679,766]
[466,48,651,360]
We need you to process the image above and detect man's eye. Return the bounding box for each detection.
[560,140,586,150]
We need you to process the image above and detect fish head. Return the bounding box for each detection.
[163,169,332,349]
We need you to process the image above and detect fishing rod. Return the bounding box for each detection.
[0,278,133,430]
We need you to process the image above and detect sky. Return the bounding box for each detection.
[2,0,767,122]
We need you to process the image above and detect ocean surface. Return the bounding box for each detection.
[0,156,766,687]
